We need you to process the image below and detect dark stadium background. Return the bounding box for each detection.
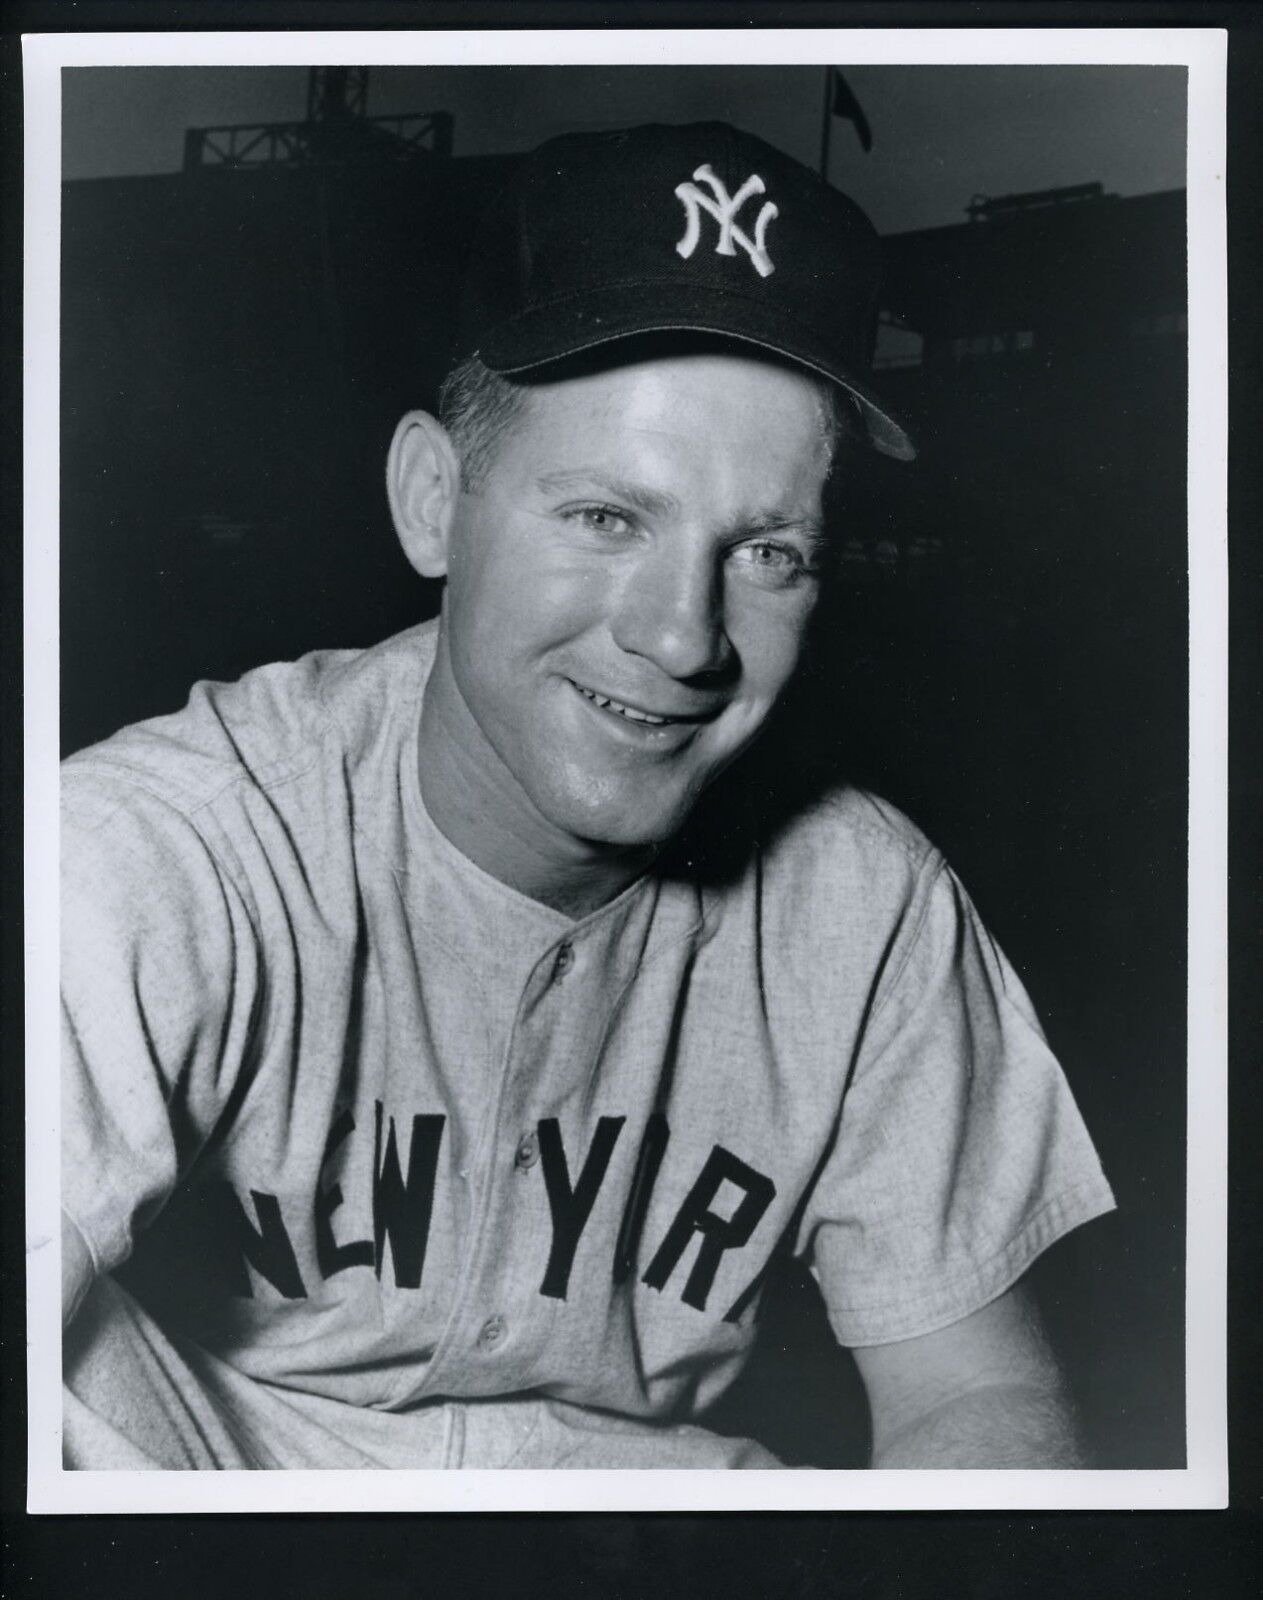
[58,63,1189,1469]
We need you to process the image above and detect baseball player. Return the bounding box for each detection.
[60,122,1115,1469]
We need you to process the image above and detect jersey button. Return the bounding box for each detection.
[551,941,574,981]
[477,1315,507,1350]
[514,1131,539,1171]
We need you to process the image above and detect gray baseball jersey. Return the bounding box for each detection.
[62,620,1115,1445]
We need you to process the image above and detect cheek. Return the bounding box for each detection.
[726,591,817,700]
[447,531,599,656]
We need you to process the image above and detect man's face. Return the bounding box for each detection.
[431,350,833,854]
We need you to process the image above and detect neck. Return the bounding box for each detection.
[416,625,655,920]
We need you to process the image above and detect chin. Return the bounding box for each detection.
[534,768,703,852]
[581,813,692,851]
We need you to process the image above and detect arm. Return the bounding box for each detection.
[852,1283,1085,1468]
[62,1213,95,1329]
[61,778,261,1324]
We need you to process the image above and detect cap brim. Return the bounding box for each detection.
[476,283,917,463]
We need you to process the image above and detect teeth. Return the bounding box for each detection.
[577,685,669,725]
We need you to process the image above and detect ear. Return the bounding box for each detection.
[386,410,461,579]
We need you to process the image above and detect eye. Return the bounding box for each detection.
[565,504,635,539]
[728,539,813,589]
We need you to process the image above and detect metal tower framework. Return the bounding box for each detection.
[183,67,453,171]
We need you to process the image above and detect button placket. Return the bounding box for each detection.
[476,1314,507,1351]
[462,923,625,1379]
[513,1130,540,1171]
[407,917,635,1403]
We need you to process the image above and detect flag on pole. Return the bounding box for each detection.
[830,68,873,153]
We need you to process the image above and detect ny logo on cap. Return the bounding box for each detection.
[674,165,778,279]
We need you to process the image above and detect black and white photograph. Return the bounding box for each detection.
[23,26,1228,1513]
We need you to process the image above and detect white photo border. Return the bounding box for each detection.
[24,24,1229,1514]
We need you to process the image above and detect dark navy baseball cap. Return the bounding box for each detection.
[457,120,915,462]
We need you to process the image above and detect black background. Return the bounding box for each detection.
[5,2,1261,1597]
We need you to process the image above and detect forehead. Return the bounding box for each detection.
[497,351,833,479]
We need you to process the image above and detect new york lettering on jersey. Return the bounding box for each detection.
[186,1102,777,1325]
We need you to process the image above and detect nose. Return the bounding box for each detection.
[609,541,734,682]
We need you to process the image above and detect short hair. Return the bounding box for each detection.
[437,350,862,492]
[438,356,531,491]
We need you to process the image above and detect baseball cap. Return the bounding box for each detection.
[457,120,915,461]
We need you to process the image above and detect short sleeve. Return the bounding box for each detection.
[61,776,262,1279]
[799,855,1115,1347]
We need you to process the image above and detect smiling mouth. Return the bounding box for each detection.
[574,684,676,725]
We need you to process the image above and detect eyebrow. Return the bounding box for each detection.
[535,470,681,521]
[742,510,828,545]
[535,469,826,542]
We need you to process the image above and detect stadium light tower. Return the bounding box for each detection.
[182,65,452,170]
[307,67,369,125]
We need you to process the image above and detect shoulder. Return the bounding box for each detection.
[758,782,943,929]
[771,783,938,868]
[61,621,439,832]
[674,773,947,996]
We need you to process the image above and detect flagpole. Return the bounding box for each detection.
[818,67,832,181]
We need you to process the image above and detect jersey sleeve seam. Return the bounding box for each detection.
[859,850,949,1037]
[64,745,327,944]
[65,703,338,828]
